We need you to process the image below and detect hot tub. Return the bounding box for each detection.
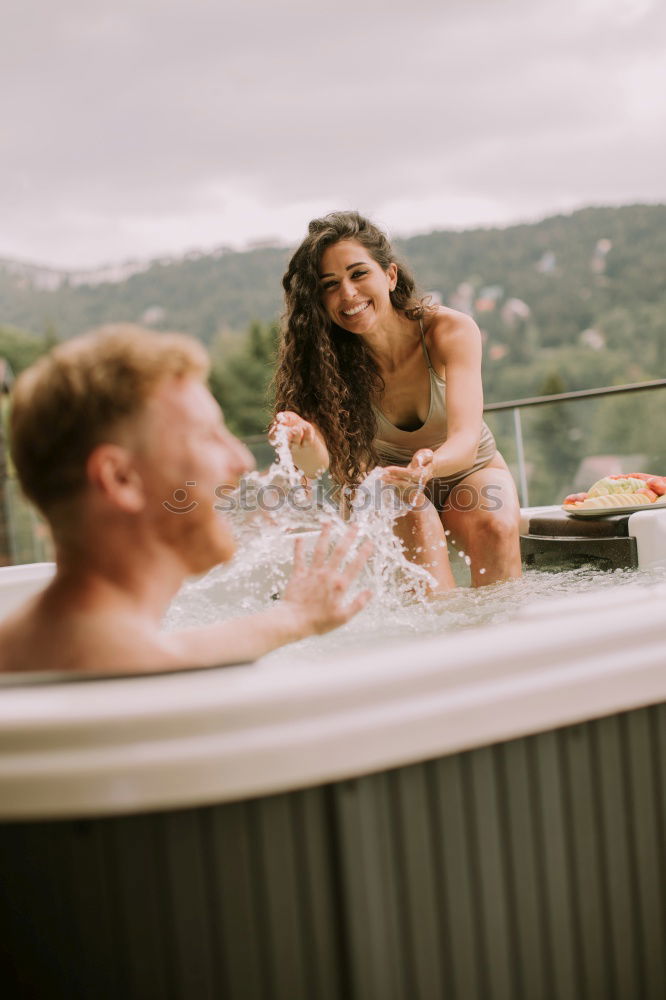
[1,546,666,999]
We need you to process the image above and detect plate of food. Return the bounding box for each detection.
[562,474,666,517]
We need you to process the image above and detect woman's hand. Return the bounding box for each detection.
[270,411,330,478]
[380,449,434,502]
[282,524,373,634]
[270,410,317,448]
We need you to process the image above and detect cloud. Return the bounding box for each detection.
[1,0,665,266]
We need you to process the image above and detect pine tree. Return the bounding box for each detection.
[209,321,279,436]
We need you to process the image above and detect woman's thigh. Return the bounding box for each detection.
[393,499,456,592]
[443,452,519,522]
[440,453,522,581]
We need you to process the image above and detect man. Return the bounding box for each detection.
[0,325,372,673]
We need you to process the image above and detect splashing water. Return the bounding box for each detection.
[167,424,436,628]
[256,425,440,611]
[347,466,435,602]
[165,427,666,658]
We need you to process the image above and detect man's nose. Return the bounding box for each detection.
[219,430,256,481]
[238,440,256,475]
[231,437,256,477]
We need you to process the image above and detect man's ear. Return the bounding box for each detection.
[86,444,146,513]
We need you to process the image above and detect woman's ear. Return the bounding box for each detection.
[86,444,146,513]
[387,262,398,291]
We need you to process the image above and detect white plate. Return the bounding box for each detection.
[562,499,666,517]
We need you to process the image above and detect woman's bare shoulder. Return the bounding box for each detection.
[423,305,478,334]
[423,307,481,362]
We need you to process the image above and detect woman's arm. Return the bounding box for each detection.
[426,311,485,478]
[379,311,485,494]
[272,411,330,478]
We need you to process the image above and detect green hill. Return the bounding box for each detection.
[0,246,291,345]
[2,204,665,362]
[2,203,666,504]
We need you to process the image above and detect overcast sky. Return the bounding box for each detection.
[2,0,665,269]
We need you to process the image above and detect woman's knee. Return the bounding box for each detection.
[396,498,441,540]
[402,496,437,522]
[468,508,520,549]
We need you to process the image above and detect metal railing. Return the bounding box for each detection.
[2,379,666,565]
[244,378,666,508]
[483,378,666,506]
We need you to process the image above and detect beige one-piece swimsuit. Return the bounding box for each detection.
[372,320,496,509]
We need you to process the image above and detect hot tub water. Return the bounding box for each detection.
[165,428,666,660]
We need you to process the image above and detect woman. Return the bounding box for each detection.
[273,211,522,591]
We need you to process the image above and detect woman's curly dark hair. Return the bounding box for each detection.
[273,211,431,487]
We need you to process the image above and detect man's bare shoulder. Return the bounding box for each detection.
[0,599,186,676]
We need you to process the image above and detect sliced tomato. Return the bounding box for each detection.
[647,477,666,496]
[563,492,589,504]
[610,472,652,481]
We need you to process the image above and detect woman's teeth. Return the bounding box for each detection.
[342,301,370,317]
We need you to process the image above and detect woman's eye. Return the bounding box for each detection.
[352,270,368,279]
[323,281,337,290]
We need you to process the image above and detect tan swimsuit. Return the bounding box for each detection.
[372,321,496,506]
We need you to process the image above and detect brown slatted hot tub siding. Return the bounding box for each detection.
[1,702,664,1000]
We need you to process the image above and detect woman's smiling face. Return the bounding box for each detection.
[319,239,397,333]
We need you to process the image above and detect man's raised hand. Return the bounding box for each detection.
[282,523,373,635]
